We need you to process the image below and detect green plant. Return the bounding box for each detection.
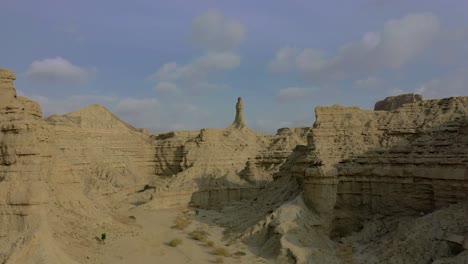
[168,238,182,247]
[234,251,246,256]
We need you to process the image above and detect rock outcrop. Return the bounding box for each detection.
[45,105,156,196]
[145,99,309,209]
[228,95,468,264]
[0,69,17,105]
[1,68,466,264]
[0,69,80,263]
[292,97,468,243]
[374,93,423,111]
[0,70,156,263]
[229,97,248,129]
[148,126,307,208]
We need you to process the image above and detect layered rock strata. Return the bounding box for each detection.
[0,69,48,235]
[299,97,468,236]
[0,69,156,263]
[147,100,310,208]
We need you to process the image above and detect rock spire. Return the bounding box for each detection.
[230,97,248,129]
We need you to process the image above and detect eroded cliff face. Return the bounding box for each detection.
[0,69,81,263]
[45,105,156,197]
[146,125,308,209]
[299,98,468,237]
[1,67,466,263]
[0,70,157,263]
[0,69,47,230]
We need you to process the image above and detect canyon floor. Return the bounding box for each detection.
[95,207,264,264]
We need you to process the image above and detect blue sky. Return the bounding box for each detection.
[1,0,467,134]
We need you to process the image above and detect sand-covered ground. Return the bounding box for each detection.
[90,207,269,264]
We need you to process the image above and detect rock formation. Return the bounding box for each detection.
[0,69,17,105]
[374,93,423,111]
[301,99,468,230]
[229,97,248,129]
[0,68,467,264]
[148,125,307,208]
[258,97,468,263]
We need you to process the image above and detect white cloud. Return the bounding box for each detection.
[268,47,298,73]
[151,52,240,83]
[26,57,95,83]
[149,52,240,93]
[149,10,243,95]
[191,9,246,51]
[276,87,318,102]
[415,68,468,99]
[269,13,441,80]
[194,52,241,71]
[268,47,325,73]
[154,82,180,96]
[375,12,440,68]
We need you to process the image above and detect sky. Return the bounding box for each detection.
[1,0,467,134]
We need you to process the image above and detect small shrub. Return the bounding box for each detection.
[189,230,208,241]
[214,247,230,257]
[205,241,214,247]
[234,251,246,256]
[215,256,224,263]
[168,238,182,247]
[172,215,191,230]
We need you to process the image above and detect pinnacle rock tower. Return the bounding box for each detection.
[229,97,248,129]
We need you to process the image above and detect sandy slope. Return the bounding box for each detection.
[89,207,268,264]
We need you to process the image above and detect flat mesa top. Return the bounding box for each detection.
[0,69,16,80]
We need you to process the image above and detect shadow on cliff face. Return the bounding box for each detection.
[326,117,468,239]
[188,175,269,209]
[187,176,305,260]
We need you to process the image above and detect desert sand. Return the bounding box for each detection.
[0,68,467,263]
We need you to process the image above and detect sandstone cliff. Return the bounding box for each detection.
[0,67,466,264]
[301,99,468,233]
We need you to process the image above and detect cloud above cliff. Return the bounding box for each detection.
[151,52,240,83]
[154,82,181,96]
[269,13,441,80]
[150,10,243,95]
[150,52,239,94]
[416,68,468,99]
[4,1,467,134]
[26,57,95,84]
[191,9,246,51]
